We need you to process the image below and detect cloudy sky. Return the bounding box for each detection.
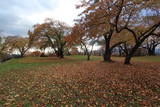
[0,0,82,36]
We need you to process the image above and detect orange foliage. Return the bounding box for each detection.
[30,51,42,57]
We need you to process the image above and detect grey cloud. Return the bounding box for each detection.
[0,0,59,36]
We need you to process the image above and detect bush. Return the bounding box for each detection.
[27,51,42,57]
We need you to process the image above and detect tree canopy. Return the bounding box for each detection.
[29,18,71,58]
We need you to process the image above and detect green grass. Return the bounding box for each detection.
[112,56,160,62]
[0,59,43,75]
[0,57,74,75]
[133,56,160,61]
[0,55,159,76]
[0,56,101,75]
[70,55,102,61]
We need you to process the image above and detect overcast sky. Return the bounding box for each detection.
[0,0,82,36]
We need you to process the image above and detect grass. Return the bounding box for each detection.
[0,55,160,106]
[133,56,160,61]
[74,55,160,62]
[0,57,73,76]
[112,56,160,62]
[0,56,102,76]
[69,55,102,61]
[0,58,48,75]
[0,56,160,76]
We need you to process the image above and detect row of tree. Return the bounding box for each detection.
[0,19,76,59]
[69,0,160,64]
[0,0,160,64]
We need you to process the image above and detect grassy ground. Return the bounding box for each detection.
[0,56,160,106]
[0,56,101,75]
[133,56,160,61]
[0,57,66,75]
[0,56,159,73]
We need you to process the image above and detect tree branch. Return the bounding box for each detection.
[110,41,126,51]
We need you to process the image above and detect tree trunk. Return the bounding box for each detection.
[124,42,141,64]
[103,50,112,62]
[148,49,154,56]
[87,54,90,61]
[103,36,112,62]
[85,48,91,61]
[56,51,60,57]
[84,50,87,56]
[148,47,156,56]
[124,54,132,64]
[58,47,64,58]
[20,52,25,58]
[123,21,160,64]
[118,47,123,56]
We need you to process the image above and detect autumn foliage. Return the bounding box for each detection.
[75,0,160,64]
[28,18,71,58]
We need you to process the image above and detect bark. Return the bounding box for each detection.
[123,22,160,64]
[124,40,159,64]
[85,45,91,61]
[124,53,133,64]
[46,35,60,58]
[148,49,155,56]
[148,46,156,56]
[146,41,160,56]
[81,41,92,61]
[87,53,91,61]
[58,46,64,58]
[20,52,25,57]
[103,34,112,62]
[124,42,146,64]
[19,48,28,58]
[103,50,112,62]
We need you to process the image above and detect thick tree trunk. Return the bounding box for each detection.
[103,36,112,62]
[148,47,156,56]
[103,50,112,62]
[20,54,24,58]
[124,42,141,64]
[85,49,91,61]
[55,51,60,57]
[87,54,90,61]
[84,50,87,56]
[59,53,64,58]
[58,47,64,58]
[56,51,59,57]
[124,54,132,64]
[123,21,160,64]
[20,52,25,58]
